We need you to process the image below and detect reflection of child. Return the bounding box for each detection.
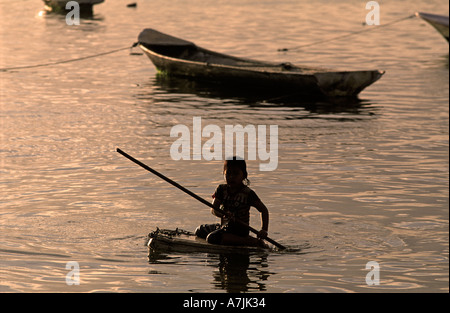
[195,157,269,247]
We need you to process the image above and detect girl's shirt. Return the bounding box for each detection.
[213,184,260,236]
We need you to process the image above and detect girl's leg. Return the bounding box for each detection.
[195,223,220,239]
[221,233,267,248]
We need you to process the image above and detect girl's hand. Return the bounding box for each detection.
[212,208,224,218]
[257,229,268,239]
[225,212,236,222]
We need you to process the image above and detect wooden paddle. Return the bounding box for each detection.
[117,148,286,250]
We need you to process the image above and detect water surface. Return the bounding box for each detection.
[0,0,448,292]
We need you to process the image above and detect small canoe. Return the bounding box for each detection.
[43,0,104,15]
[138,29,384,98]
[416,12,449,42]
[147,228,271,255]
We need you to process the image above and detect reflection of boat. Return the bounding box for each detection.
[416,12,449,42]
[147,228,271,256]
[43,0,104,15]
[150,73,374,112]
[214,254,254,292]
[138,29,384,98]
[147,228,271,292]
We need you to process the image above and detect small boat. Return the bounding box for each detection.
[147,228,271,255]
[138,29,384,98]
[416,12,449,42]
[43,0,104,15]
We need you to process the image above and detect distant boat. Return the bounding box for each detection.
[43,0,104,15]
[138,29,384,98]
[416,12,449,42]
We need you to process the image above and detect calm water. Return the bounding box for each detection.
[0,0,448,293]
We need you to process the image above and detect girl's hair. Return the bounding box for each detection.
[223,157,250,186]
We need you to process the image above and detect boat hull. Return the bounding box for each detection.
[138,29,384,98]
[147,228,270,255]
[416,12,449,42]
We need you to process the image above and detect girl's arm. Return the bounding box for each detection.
[254,199,269,238]
[211,198,224,218]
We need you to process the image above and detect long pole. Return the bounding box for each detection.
[117,148,286,250]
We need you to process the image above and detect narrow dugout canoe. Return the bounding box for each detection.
[147,228,272,255]
[416,12,449,42]
[138,29,385,98]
